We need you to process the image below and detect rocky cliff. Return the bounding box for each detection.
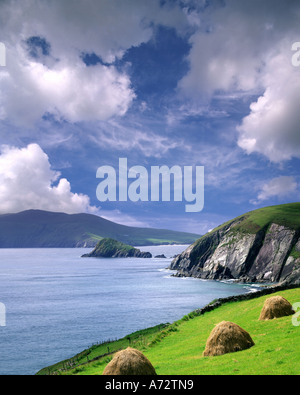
[169,203,300,285]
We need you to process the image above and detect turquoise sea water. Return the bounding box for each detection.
[0,246,257,375]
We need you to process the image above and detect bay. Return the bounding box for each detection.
[0,246,257,375]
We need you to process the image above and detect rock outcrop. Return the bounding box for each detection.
[82,238,152,258]
[169,204,300,284]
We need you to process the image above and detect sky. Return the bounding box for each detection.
[0,0,299,235]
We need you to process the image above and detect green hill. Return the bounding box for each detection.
[0,209,201,247]
[209,202,300,235]
[37,286,300,375]
[170,203,300,284]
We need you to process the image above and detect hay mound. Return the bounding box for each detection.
[259,295,294,321]
[203,321,254,357]
[103,347,157,375]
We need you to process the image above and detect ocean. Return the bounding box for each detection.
[0,245,258,375]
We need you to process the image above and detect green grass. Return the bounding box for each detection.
[145,288,300,375]
[208,203,300,236]
[235,203,300,233]
[36,323,169,375]
[87,238,139,257]
[38,288,300,375]
[290,246,300,260]
[86,233,103,241]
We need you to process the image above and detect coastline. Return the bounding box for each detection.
[36,281,300,375]
[1,246,250,375]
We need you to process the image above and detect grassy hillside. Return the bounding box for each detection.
[0,210,201,247]
[186,203,300,263]
[37,287,300,375]
[211,202,300,235]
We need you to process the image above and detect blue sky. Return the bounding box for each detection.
[0,0,299,234]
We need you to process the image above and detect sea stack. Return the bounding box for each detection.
[82,238,152,258]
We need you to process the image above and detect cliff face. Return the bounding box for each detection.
[169,205,300,284]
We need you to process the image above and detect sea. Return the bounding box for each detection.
[0,245,260,375]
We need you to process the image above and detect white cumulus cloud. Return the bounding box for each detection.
[0,143,98,214]
[0,0,188,126]
[237,47,300,162]
[178,0,300,162]
[251,176,298,205]
[0,51,136,125]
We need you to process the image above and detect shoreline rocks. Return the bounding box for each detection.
[169,220,300,285]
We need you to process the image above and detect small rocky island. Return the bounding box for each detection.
[81,238,152,258]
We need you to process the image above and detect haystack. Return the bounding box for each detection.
[103,347,157,375]
[259,295,294,321]
[203,321,254,357]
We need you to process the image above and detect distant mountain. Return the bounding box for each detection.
[170,203,300,285]
[0,210,201,248]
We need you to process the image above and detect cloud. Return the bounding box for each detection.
[178,1,269,98]
[88,118,186,158]
[99,209,150,228]
[1,0,186,64]
[0,51,136,125]
[251,176,298,205]
[177,0,300,162]
[179,0,300,96]
[100,208,226,234]
[0,0,188,126]
[237,46,300,162]
[0,143,98,214]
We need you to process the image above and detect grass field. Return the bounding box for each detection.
[222,202,300,234]
[38,287,300,375]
